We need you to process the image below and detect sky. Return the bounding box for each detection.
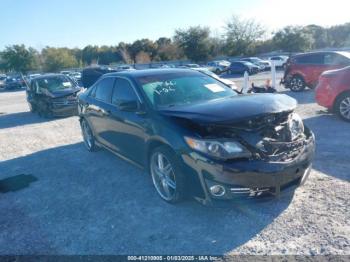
[1,0,349,50]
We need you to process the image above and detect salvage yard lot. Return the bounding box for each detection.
[0,73,349,255]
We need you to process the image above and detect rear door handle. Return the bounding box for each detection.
[102,109,111,116]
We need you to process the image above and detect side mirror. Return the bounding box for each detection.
[118,100,139,112]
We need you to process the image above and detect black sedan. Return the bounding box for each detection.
[78,69,315,205]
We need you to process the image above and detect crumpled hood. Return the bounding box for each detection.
[159,93,297,124]
[47,88,80,98]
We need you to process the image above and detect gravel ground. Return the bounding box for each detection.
[0,73,349,255]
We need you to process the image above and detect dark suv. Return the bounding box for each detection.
[26,74,80,117]
[282,51,350,92]
[78,69,315,205]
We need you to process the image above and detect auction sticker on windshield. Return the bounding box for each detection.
[204,83,225,92]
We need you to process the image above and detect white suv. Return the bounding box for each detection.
[268,56,289,68]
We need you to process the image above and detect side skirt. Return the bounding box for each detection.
[95,140,144,170]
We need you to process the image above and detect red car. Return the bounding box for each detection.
[282,51,350,92]
[315,66,350,121]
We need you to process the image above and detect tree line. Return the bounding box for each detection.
[1,16,350,73]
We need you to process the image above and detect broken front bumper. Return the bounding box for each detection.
[182,129,315,204]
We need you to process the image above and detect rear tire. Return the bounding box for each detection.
[149,146,186,204]
[81,119,98,151]
[289,75,306,92]
[334,92,350,122]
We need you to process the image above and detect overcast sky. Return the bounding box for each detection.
[1,0,349,50]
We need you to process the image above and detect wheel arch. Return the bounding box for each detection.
[145,138,205,200]
[146,138,174,165]
[333,90,350,111]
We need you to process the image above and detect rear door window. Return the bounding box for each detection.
[325,53,350,66]
[94,77,115,103]
[296,54,323,64]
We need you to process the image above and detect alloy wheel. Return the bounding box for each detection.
[150,152,177,201]
[290,77,305,92]
[82,120,93,150]
[339,96,350,120]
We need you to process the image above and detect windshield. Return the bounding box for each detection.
[35,75,76,92]
[136,72,237,108]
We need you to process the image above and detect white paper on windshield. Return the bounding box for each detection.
[62,82,72,87]
[204,83,225,93]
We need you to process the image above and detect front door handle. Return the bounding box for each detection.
[102,109,111,116]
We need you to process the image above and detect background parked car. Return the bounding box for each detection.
[4,74,25,90]
[207,60,230,74]
[0,74,6,89]
[69,72,82,86]
[116,65,135,71]
[192,68,239,91]
[81,66,117,88]
[282,51,350,92]
[268,56,289,69]
[227,61,259,75]
[241,57,271,71]
[315,66,350,122]
[26,74,80,117]
[60,71,71,76]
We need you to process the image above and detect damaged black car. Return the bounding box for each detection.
[78,69,315,205]
[26,74,80,117]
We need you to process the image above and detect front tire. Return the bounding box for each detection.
[81,119,98,151]
[289,75,306,92]
[28,103,36,112]
[335,92,350,122]
[149,146,186,204]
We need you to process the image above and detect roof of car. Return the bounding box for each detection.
[293,51,350,58]
[32,73,67,80]
[102,68,202,79]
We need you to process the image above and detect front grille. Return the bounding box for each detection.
[262,139,306,162]
[52,97,77,106]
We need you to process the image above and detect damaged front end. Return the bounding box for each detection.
[176,110,315,203]
[204,111,313,163]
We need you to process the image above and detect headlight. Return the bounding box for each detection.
[289,113,304,140]
[184,137,251,160]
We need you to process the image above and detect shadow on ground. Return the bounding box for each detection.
[0,174,38,193]
[0,88,26,93]
[303,114,350,182]
[277,89,316,105]
[0,142,297,254]
[0,111,57,129]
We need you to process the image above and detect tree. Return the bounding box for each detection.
[303,25,328,49]
[82,45,99,65]
[224,15,265,56]
[135,51,151,63]
[128,39,158,63]
[42,47,78,72]
[117,42,132,64]
[327,23,350,47]
[174,26,211,62]
[0,45,39,73]
[272,26,313,53]
[97,45,124,65]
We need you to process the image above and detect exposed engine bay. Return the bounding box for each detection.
[174,110,311,163]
